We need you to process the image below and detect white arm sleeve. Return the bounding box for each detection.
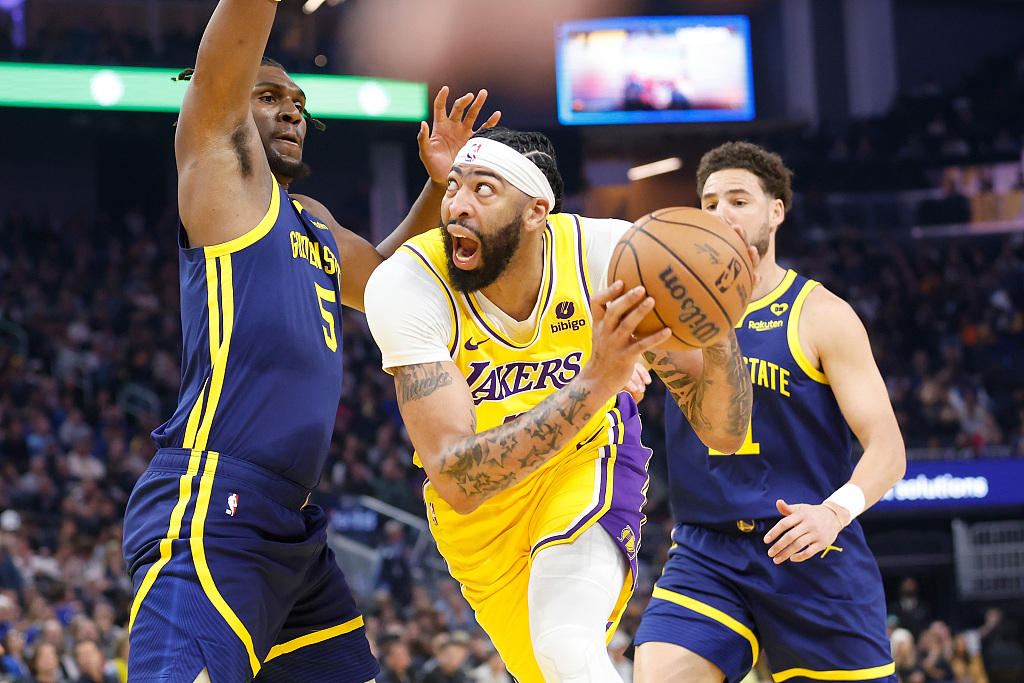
[581,216,633,292]
[363,251,455,371]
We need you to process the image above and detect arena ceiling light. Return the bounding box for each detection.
[627,157,683,181]
[0,61,427,121]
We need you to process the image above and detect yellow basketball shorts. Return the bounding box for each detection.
[423,395,650,682]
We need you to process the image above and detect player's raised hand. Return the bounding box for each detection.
[418,87,502,184]
[763,498,846,564]
[583,282,672,398]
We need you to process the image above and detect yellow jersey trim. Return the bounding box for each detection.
[187,256,236,450]
[264,616,365,663]
[127,449,203,632]
[182,380,208,451]
[191,452,261,677]
[735,269,798,327]
[788,280,828,384]
[203,177,281,259]
[651,586,759,665]
[772,662,896,682]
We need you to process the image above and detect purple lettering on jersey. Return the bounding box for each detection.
[467,352,584,405]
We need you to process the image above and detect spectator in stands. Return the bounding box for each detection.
[418,631,471,683]
[916,622,955,681]
[377,637,416,683]
[979,608,1024,683]
[949,630,989,683]
[1,627,30,679]
[471,646,511,683]
[20,641,66,683]
[890,627,919,683]
[433,580,475,635]
[109,634,127,683]
[88,605,118,661]
[889,577,933,638]
[376,521,414,610]
[373,456,420,515]
[39,620,75,682]
[70,640,115,683]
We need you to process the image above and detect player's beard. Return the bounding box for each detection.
[443,216,523,293]
[266,145,311,184]
[752,214,771,257]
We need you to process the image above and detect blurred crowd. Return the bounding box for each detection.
[884,578,1023,683]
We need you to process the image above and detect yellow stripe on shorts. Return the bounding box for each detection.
[651,585,760,665]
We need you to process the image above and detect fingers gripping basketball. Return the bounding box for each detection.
[609,207,754,351]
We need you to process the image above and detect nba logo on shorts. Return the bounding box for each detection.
[226,493,238,517]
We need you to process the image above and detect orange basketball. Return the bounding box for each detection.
[608,207,754,351]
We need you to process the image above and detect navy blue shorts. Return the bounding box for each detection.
[635,521,896,683]
[123,448,379,683]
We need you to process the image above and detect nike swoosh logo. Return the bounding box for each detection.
[465,337,486,351]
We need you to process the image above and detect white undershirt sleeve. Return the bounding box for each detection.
[581,216,633,293]
[363,250,455,371]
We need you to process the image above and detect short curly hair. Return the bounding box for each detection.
[695,141,793,212]
[472,127,565,214]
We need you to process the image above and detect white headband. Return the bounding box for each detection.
[454,137,556,209]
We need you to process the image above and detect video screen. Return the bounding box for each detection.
[555,15,755,125]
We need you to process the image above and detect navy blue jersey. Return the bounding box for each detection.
[666,270,853,524]
[152,180,344,490]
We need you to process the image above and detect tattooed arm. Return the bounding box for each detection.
[392,360,612,514]
[391,283,671,514]
[643,330,751,454]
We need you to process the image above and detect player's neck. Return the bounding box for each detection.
[479,234,544,322]
[751,250,786,301]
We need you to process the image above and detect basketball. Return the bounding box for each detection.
[608,207,755,351]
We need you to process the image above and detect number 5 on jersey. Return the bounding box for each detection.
[314,282,338,352]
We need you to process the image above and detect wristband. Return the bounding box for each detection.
[824,483,865,523]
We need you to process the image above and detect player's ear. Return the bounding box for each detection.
[769,197,785,231]
[523,198,550,232]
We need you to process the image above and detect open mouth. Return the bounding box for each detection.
[448,226,481,270]
[275,133,301,147]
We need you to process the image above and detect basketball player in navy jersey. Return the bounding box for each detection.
[120,1,498,682]
[634,142,907,683]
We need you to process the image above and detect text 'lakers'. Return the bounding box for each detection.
[464,352,583,404]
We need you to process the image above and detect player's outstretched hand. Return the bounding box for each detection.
[624,362,652,403]
[763,498,846,564]
[583,282,672,399]
[418,86,502,185]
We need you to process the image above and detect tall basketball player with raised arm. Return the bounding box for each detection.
[120,1,498,682]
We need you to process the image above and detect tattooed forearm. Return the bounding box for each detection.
[395,362,453,406]
[710,333,752,438]
[438,382,595,507]
[647,333,752,443]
